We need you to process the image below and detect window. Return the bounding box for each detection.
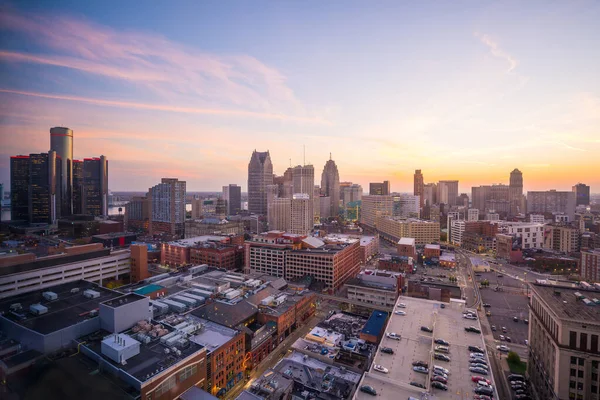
[571,368,576,377]
[571,356,577,364]
[570,380,576,389]
[577,382,583,390]
[570,331,577,348]
[592,335,598,353]
[581,333,588,351]
[578,370,584,378]
[154,375,176,397]
[179,364,197,382]
[592,386,598,394]
[578,358,585,366]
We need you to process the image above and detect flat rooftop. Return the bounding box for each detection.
[355,296,497,400]
[0,280,122,334]
[188,317,238,354]
[0,248,113,277]
[398,237,416,246]
[191,300,257,328]
[166,236,228,247]
[317,312,368,339]
[81,326,205,383]
[102,293,147,308]
[532,284,600,322]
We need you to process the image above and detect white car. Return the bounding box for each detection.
[433,365,449,374]
[386,332,401,340]
[394,310,406,316]
[373,364,389,374]
[397,303,407,308]
[499,335,505,341]
[497,345,510,353]
[463,313,477,320]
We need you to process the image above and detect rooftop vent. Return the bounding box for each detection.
[553,290,561,296]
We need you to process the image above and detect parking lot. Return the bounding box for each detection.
[476,271,530,346]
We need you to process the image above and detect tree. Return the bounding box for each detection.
[507,351,521,364]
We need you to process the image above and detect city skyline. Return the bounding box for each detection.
[1,2,600,192]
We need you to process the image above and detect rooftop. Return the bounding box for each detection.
[134,284,165,296]
[359,236,377,246]
[0,280,122,334]
[92,232,136,240]
[398,237,416,246]
[166,236,228,247]
[192,300,258,328]
[360,310,389,337]
[188,317,239,354]
[102,293,147,308]
[425,244,441,250]
[317,312,368,339]
[246,369,294,400]
[532,284,600,322]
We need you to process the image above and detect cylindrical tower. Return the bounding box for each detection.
[50,127,73,217]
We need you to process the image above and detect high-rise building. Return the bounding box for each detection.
[414,170,424,208]
[509,168,524,215]
[130,244,150,283]
[268,197,291,231]
[125,196,150,232]
[10,155,31,221]
[72,159,83,214]
[467,208,479,221]
[393,194,420,218]
[149,178,186,238]
[82,156,108,217]
[320,156,340,218]
[360,195,394,229]
[340,182,363,206]
[528,284,600,400]
[223,184,242,215]
[248,150,273,215]
[10,152,61,224]
[292,165,314,198]
[580,249,600,282]
[369,181,390,195]
[50,127,73,217]
[572,183,591,206]
[543,224,580,253]
[290,194,312,235]
[437,180,459,206]
[423,183,437,206]
[527,190,576,221]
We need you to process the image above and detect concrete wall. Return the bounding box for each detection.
[100,296,150,333]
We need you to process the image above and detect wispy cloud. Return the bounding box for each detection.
[475,32,518,73]
[0,88,328,124]
[0,7,320,122]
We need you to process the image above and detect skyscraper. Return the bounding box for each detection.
[10,155,30,221]
[423,183,437,206]
[292,164,315,198]
[149,178,186,238]
[320,156,340,218]
[82,156,108,216]
[223,184,242,215]
[572,183,590,206]
[437,180,459,206]
[527,190,576,221]
[268,197,291,231]
[50,127,73,217]
[72,160,83,214]
[248,150,273,215]
[369,181,390,195]
[414,169,424,208]
[291,194,312,235]
[509,168,523,215]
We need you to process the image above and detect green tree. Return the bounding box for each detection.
[507,351,520,364]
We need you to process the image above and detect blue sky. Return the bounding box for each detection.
[1,1,599,192]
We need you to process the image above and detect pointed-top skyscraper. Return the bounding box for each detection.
[320,154,340,218]
[248,150,273,215]
[509,168,523,216]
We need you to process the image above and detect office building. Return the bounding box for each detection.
[125,196,150,232]
[369,181,390,195]
[580,249,600,282]
[423,183,437,206]
[268,197,291,232]
[292,164,315,198]
[572,183,591,206]
[543,224,580,253]
[50,127,73,217]
[149,178,186,238]
[184,219,245,238]
[527,190,577,221]
[360,195,393,229]
[10,155,32,221]
[528,284,600,400]
[397,237,416,259]
[340,182,363,206]
[81,156,108,217]
[248,150,273,215]
[320,156,340,218]
[496,221,545,250]
[314,185,322,220]
[414,170,424,208]
[376,217,440,245]
[345,270,401,308]
[72,159,83,214]
[393,194,420,218]
[223,184,242,215]
[509,168,524,215]
[437,180,459,206]
[130,244,149,283]
[468,208,479,221]
[290,194,312,235]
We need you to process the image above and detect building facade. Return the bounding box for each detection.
[437,180,459,206]
[290,194,312,235]
[50,126,73,217]
[149,178,186,238]
[223,184,242,216]
[248,150,273,215]
[572,183,591,207]
[82,156,108,217]
[527,190,577,221]
[320,157,340,218]
[509,168,524,216]
[360,195,393,229]
[414,170,424,208]
[376,217,440,245]
[543,224,580,253]
[581,249,600,282]
[369,181,390,195]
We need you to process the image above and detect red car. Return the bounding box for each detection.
[473,395,492,400]
[431,375,448,384]
[471,376,491,384]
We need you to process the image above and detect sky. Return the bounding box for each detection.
[1,1,599,193]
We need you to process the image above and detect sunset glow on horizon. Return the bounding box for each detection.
[1,2,599,193]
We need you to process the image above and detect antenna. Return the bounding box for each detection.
[303,145,306,166]
[330,152,332,161]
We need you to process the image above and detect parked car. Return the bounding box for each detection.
[486,311,491,317]
[463,313,477,320]
[469,367,488,375]
[502,326,507,333]
[359,385,377,396]
[471,376,491,384]
[413,366,429,374]
[491,325,497,331]
[513,316,519,322]
[433,365,449,374]
[508,374,525,381]
[434,338,449,346]
[470,363,489,370]
[434,353,451,362]
[470,358,488,365]
[497,345,510,353]
[440,303,446,308]
[433,371,448,379]
[465,326,481,333]
[397,303,406,308]
[421,326,433,333]
[394,310,406,316]
[470,353,486,359]
[475,387,494,396]
[373,364,389,374]
[468,346,484,353]
[435,345,449,353]
[483,303,491,308]
[499,335,505,341]
[380,347,394,354]
[506,337,512,342]
[431,381,448,391]
[524,319,529,324]
[431,375,447,384]
[473,396,492,400]
[409,382,426,389]
[386,332,401,340]
[412,360,429,368]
